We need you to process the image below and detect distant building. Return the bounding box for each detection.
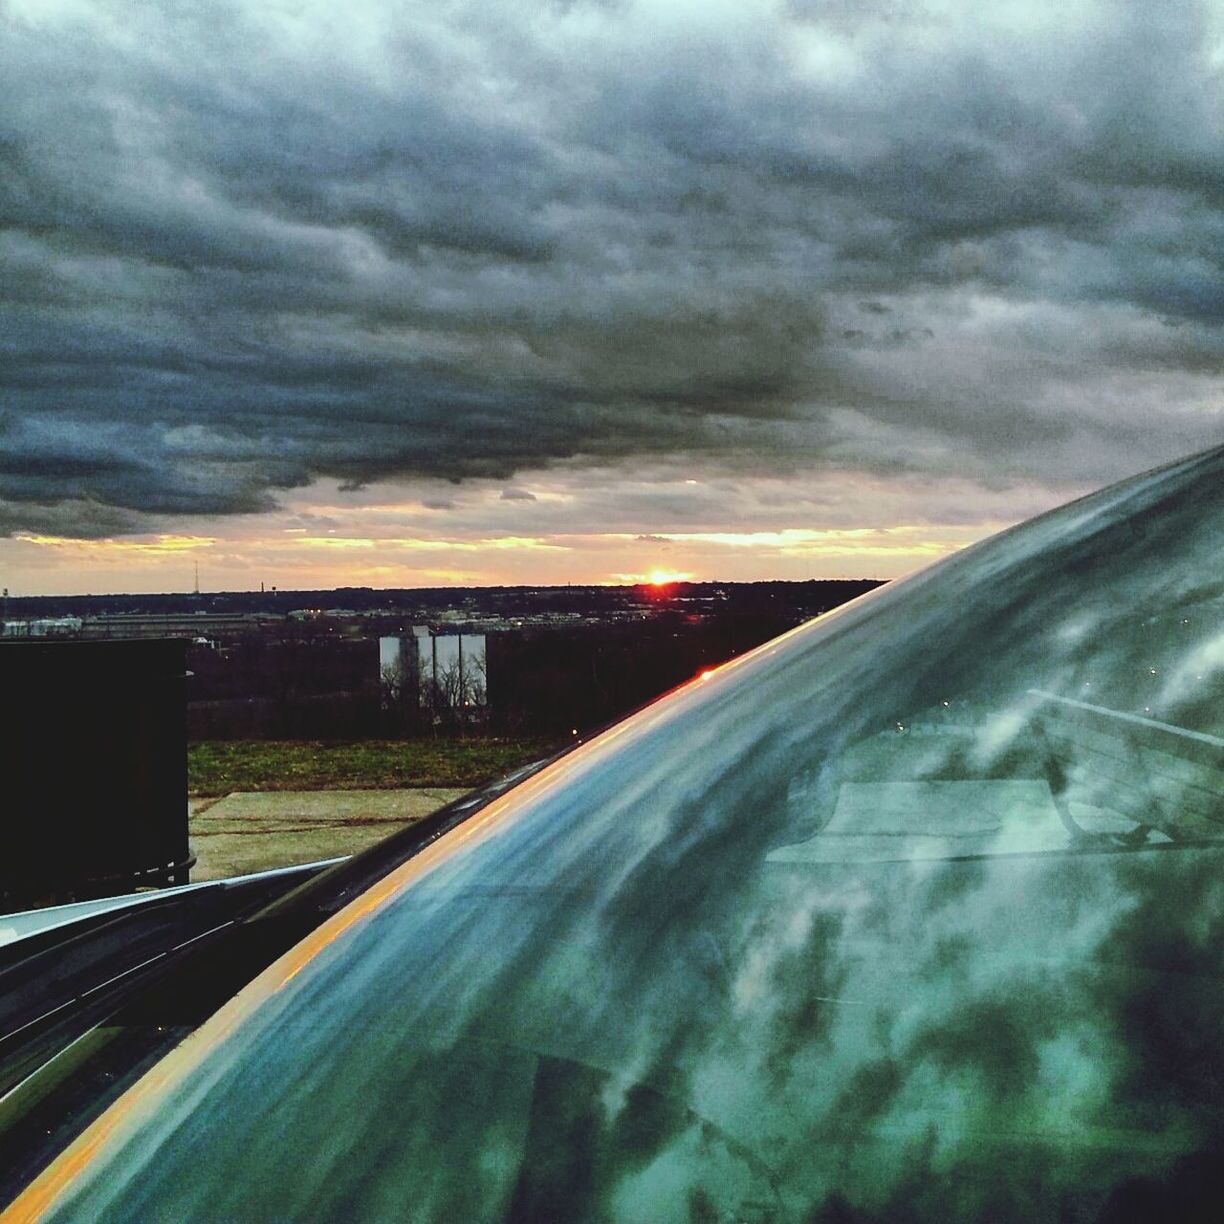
[2,617,83,638]
[78,613,281,640]
[379,628,488,709]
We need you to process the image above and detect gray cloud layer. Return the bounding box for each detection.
[1,0,1221,536]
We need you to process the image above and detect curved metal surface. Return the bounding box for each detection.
[7,445,1224,1222]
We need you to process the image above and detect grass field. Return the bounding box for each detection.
[188,737,560,797]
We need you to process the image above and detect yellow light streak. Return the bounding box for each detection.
[295,535,566,553]
[15,534,216,554]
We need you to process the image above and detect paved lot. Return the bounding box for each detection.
[189,788,467,881]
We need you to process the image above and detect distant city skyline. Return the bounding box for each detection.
[2,2,1220,595]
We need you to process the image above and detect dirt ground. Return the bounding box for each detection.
[188,788,467,881]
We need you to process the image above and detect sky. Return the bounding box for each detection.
[1,0,1221,594]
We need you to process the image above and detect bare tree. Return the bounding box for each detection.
[380,655,406,709]
[430,652,489,732]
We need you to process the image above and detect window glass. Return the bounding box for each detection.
[41,448,1224,1223]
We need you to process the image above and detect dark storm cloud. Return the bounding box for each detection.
[0,497,144,540]
[0,0,1220,535]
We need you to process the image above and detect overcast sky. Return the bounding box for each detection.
[1,0,1221,593]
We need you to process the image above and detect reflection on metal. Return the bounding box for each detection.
[8,445,1224,1223]
[0,858,347,950]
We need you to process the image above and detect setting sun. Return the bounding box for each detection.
[646,568,688,587]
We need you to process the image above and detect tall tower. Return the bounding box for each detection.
[194,561,200,596]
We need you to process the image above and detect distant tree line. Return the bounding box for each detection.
[184,597,876,741]
[11,579,879,621]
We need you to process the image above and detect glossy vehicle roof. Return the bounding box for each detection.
[8,445,1224,1223]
